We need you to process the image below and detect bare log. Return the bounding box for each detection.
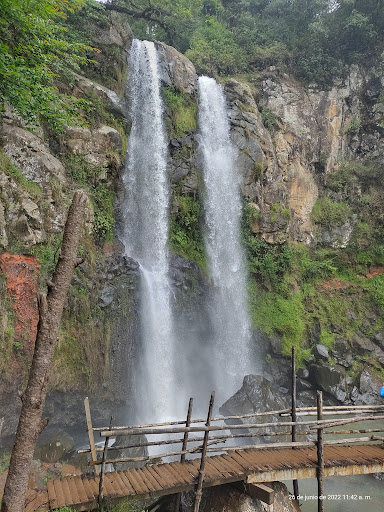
[1,191,87,512]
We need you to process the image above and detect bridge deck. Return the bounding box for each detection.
[23,444,384,512]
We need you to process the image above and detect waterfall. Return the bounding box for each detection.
[122,40,177,421]
[198,76,254,401]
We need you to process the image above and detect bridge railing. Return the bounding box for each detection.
[79,398,384,467]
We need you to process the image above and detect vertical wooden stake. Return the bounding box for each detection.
[98,416,113,510]
[84,397,99,475]
[291,347,299,499]
[317,391,324,512]
[194,392,215,512]
[174,398,194,512]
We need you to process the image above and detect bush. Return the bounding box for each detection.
[311,197,352,227]
[162,86,197,138]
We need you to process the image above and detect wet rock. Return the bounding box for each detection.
[181,481,299,512]
[220,374,287,417]
[64,125,122,167]
[310,361,347,402]
[354,368,383,405]
[156,42,196,95]
[331,339,353,368]
[315,344,329,360]
[111,434,148,470]
[34,432,75,463]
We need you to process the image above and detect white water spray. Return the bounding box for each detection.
[198,76,254,400]
[122,40,178,421]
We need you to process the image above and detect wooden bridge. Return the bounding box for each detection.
[21,391,384,512]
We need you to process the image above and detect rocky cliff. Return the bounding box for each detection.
[1,10,383,453]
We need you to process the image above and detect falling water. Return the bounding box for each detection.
[122,40,177,422]
[198,76,254,401]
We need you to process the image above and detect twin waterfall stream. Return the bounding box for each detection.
[122,39,254,423]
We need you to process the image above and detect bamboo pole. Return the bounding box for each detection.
[174,398,194,512]
[291,347,299,501]
[317,391,324,512]
[100,415,384,438]
[309,415,384,430]
[92,405,384,431]
[84,397,99,475]
[98,416,112,510]
[194,392,215,512]
[281,409,384,417]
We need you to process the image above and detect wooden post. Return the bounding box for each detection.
[291,347,299,500]
[317,391,324,512]
[194,392,215,512]
[84,397,99,475]
[174,398,194,512]
[98,416,113,510]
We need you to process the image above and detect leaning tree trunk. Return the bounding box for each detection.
[1,190,87,512]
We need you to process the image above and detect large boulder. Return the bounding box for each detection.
[181,482,300,512]
[156,42,197,95]
[34,432,75,463]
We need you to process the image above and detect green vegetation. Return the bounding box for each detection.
[170,195,206,271]
[0,0,96,130]
[162,86,197,138]
[63,155,115,243]
[311,198,352,227]
[242,151,384,367]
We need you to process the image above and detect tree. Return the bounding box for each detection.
[0,191,88,512]
[0,0,96,130]
[101,0,204,51]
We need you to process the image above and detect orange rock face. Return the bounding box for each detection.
[0,253,39,353]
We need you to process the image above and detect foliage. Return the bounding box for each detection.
[63,155,115,243]
[0,0,97,130]
[343,117,361,135]
[162,87,197,138]
[186,16,247,76]
[30,234,63,285]
[170,195,206,271]
[311,197,352,227]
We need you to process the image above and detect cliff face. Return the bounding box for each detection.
[1,13,383,448]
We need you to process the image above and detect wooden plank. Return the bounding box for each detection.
[201,460,223,481]
[146,466,167,488]
[81,477,96,501]
[229,452,252,472]
[151,464,180,489]
[165,463,191,486]
[234,450,262,471]
[66,476,81,504]
[88,476,100,498]
[134,468,159,493]
[101,474,118,497]
[124,469,148,495]
[60,478,73,506]
[138,468,164,491]
[169,462,196,484]
[53,479,66,508]
[108,473,126,495]
[25,491,49,512]
[117,471,136,495]
[207,456,235,477]
[47,480,58,510]
[221,454,247,474]
[130,468,152,494]
[73,476,89,504]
